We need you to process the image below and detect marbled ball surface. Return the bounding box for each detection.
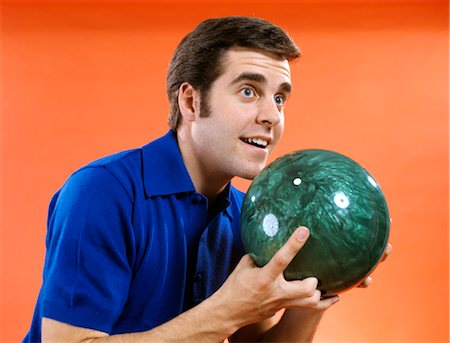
[241,149,390,296]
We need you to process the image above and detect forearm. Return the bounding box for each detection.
[43,295,240,343]
[230,309,285,342]
[259,308,326,343]
[106,300,236,343]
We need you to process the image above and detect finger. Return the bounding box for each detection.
[358,276,373,288]
[315,295,340,310]
[288,289,322,308]
[263,227,310,279]
[289,292,340,310]
[380,243,392,263]
[359,243,391,287]
[284,277,318,299]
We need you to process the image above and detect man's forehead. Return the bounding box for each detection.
[221,47,292,81]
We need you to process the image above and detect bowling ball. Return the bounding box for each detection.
[240,149,390,296]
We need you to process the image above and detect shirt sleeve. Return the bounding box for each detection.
[41,166,135,333]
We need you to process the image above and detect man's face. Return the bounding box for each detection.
[191,47,292,180]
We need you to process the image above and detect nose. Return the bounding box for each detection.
[256,97,282,127]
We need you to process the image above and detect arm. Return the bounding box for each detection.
[43,227,322,342]
[254,299,338,342]
[230,300,339,343]
[43,232,392,342]
[230,243,393,342]
[249,244,393,342]
[43,294,237,343]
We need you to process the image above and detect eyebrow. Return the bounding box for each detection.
[231,72,292,94]
[231,72,267,85]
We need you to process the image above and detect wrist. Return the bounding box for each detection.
[200,291,242,339]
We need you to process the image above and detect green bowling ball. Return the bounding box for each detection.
[241,149,390,296]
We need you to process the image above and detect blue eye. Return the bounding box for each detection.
[240,87,255,98]
[275,95,285,106]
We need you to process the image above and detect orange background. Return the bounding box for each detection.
[1,0,448,342]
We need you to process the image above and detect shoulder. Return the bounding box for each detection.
[61,148,143,202]
[48,150,143,243]
[83,148,142,180]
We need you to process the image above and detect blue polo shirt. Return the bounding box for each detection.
[23,130,246,341]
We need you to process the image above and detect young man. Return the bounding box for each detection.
[24,16,389,342]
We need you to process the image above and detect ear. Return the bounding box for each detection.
[178,82,201,123]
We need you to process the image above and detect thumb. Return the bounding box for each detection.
[263,226,310,279]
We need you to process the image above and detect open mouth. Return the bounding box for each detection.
[240,137,269,149]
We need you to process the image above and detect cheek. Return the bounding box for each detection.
[209,99,240,127]
[273,118,285,143]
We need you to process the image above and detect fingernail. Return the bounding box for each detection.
[296,227,309,241]
[333,296,340,304]
[386,243,392,254]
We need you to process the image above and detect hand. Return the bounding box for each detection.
[213,226,330,329]
[358,242,393,288]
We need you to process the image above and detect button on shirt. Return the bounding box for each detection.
[23,130,246,341]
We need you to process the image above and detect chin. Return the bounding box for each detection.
[238,166,265,180]
[240,174,257,181]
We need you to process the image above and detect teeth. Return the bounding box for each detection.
[243,137,268,148]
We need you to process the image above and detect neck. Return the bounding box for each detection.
[176,129,231,204]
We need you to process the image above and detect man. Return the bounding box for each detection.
[24,16,389,342]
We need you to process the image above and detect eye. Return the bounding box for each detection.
[274,95,285,106]
[240,87,255,98]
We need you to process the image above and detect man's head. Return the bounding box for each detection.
[167,16,301,130]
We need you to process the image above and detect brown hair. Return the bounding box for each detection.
[166,16,301,130]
